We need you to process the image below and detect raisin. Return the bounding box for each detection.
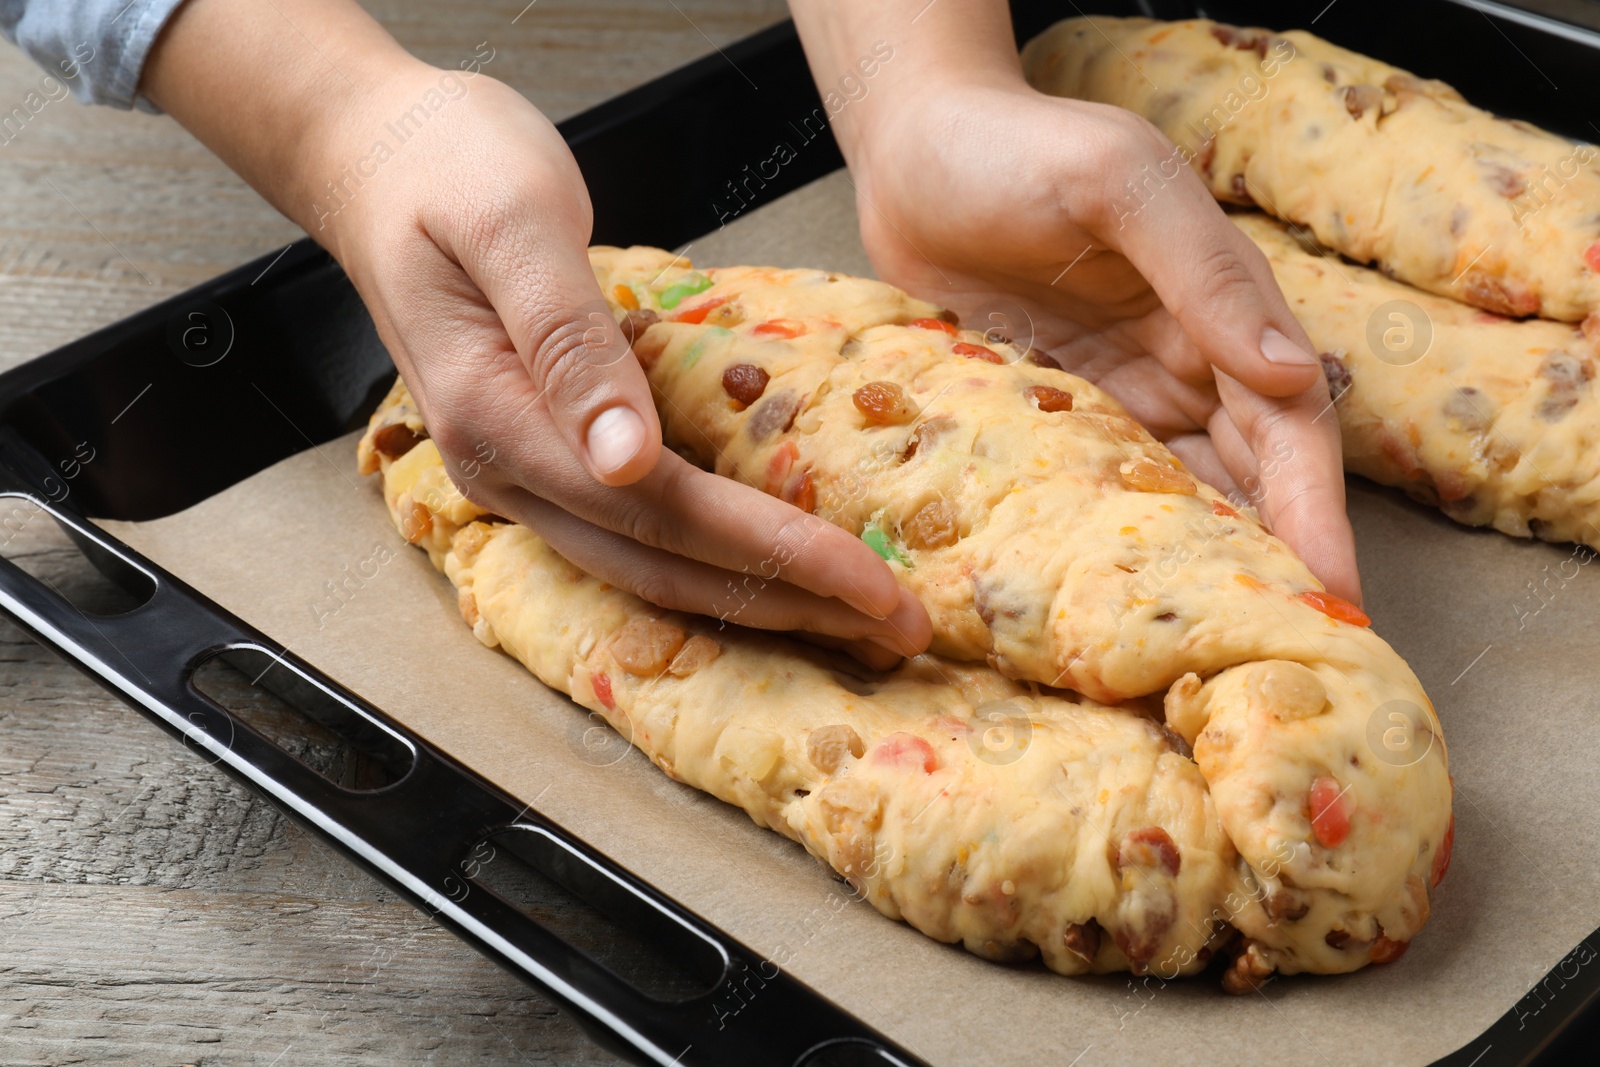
[1537,349,1593,422]
[620,309,659,346]
[371,421,425,459]
[1342,84,1384,120]
[1063,920,1103,964]
[853,380,915,424]
[902,499,959,550]
[1480,161,1527,199]
[902,417,955,461]
[747,390,801,441]
[610,619,688,676]
[1319,352,1352,400]
[722,363,770,409]
[1119,458,1196,495]
[1460,272,1540,317]
[1024,385,1073,412]
[1117,826,1181,876]
[1370,936,1410,964]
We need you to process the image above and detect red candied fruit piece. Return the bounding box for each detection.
[592,671,615,711]
[752,318,806,339]
[675,296,728,325]
[953,342,1005,364]
[1309,776,1351,848]
[870,732,939,773]
[1297,590,1371,627]
[909,317,959,336]
[765,440,798,495]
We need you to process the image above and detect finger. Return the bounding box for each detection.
[1163,431,1238,499]
[472,407,910,620]
[1210,372,1362,604]
[444,174,664,488]
[1098,129,1323,399]
[376,229,911,623]
[503,486,934,654]
[795,631,904,672]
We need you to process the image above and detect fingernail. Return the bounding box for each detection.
[586,406,646,474]
[1260,326,1318,366]
[843,590,892,621]
[865,632,908,656]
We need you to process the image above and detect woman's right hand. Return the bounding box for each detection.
[143,0,930,666]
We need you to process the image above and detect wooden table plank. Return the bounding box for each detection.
[0,2,785,1062]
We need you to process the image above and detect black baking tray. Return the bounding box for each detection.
[0,1,1596,1064]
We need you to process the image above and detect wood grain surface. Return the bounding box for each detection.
[0,2,783,1063]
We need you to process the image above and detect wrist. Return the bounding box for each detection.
[288,56,448,257]
[838,60,1029,190]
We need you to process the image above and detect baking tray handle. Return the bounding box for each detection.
[0,478,929,1067]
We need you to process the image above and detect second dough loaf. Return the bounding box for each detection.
[1238,211,1600,547]
[1021,16,1600,323]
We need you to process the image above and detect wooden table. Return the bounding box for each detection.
[0,3,783,1062]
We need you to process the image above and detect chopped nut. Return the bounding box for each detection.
[1119,458,1196,495]
[458,588,481,628]
[609,619,688,677]
[452,521,497,566]
[1024,385,1073,412]
[398,495,432,543]
[1221,941,1274,994]
[807,724,866,774]
[1249,661,1328,722]
[853,381,916,424]
[667,634,721,677]
[1264,889,1309,922]
[902,499,960,550]
[722,364,770,409]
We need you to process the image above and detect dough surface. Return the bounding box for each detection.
[1239,211,1600,548]
[1021,16,1600,323]
[361,244,1453,986]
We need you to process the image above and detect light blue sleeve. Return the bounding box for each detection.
[0,0,191,111]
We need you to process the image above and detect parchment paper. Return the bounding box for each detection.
[99,172,1600,1066]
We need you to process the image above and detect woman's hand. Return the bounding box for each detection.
[790,0,1361,604]
[144,0,931,664]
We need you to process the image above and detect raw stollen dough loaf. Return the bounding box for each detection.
[1238,210,1600,548]
[1021,15,1600,324]
[360,242,1454,986]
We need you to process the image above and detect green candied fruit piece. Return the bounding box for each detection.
[658,273,714,309]
[861,523,911,567]
[680,327,731,369]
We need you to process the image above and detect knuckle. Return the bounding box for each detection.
[1193,244,1260,305]
[427,417,477,467]
[627,567,686,613]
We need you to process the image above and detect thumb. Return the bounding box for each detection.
[1113,179,1324,399]
[473,235,663,487]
